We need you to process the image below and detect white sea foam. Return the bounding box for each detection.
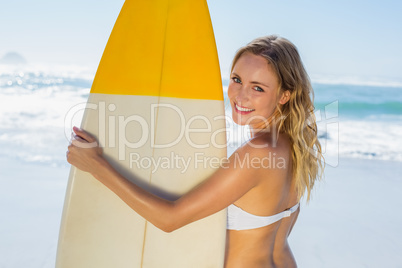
[0,63,96,81]
[0,66,91,165]
[338,120,402,162]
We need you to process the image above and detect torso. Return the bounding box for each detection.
[224,132,299,268]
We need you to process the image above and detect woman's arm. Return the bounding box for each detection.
[67,127,263,232]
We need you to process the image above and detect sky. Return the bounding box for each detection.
[1,0,402,84]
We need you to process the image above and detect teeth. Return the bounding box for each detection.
[236,104,254,112]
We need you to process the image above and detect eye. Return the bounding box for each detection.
[231,76,242,84]
[253,86,264,92]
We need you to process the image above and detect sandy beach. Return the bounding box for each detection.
[1,156,401,267]
[291,157,402,267]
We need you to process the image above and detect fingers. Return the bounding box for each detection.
[73,126,95,142]
[71,134,87,146]
[67,144,74,153]
[66,146,73,164]
[71,126,98,148]
[66,127,103,169]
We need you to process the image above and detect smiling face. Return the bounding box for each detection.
[228,52,288,130]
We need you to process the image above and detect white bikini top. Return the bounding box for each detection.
[227,203,300,231]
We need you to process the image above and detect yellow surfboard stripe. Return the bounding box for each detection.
[91,0,223,101]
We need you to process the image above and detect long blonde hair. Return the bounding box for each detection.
[231,35,324,201]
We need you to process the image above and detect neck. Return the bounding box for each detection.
[249,119,283,139]
[249,127,265,139]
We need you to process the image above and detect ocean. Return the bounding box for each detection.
[1,64,401,168]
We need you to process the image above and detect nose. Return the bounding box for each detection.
[235,86,249,104]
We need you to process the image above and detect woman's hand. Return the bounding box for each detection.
[66,126,103,174]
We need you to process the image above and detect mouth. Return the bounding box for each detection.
[234,103,255,114]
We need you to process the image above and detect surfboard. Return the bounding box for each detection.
[56,0,227,267]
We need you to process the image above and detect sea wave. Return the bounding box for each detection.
[310,74,402,88]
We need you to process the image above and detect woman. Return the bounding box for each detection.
[67,35,324,267]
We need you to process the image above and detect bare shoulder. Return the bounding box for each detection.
[228,132,291,173]
[239,132,291,159]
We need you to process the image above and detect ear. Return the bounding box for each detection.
[279,90,290,105]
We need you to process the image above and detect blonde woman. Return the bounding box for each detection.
[67,35,323,268]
